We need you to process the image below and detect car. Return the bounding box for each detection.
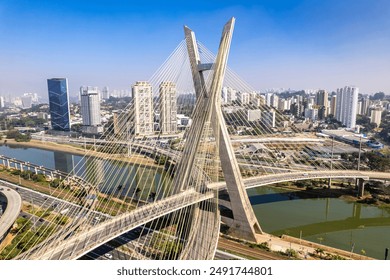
[104,253,112,259]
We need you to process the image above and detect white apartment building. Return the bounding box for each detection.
[238,91,250,105]
[132,81,154,135]
[370,106,382,126]
[159,81,177,134]
[222,86,237,104]
[80,86,103,134]
[80,86,101,126]
[336,86,359,128]
[262,110,276,128]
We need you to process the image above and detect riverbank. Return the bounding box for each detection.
[257,233,374,260]
[3,139,88,156]
[219,232,373,260]
[2,139,161,169]
[271,182,390,210]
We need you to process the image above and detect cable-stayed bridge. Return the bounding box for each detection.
[0,18,385,260]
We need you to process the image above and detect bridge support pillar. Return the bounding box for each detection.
[357,178,365,197]
[181,18,262,243]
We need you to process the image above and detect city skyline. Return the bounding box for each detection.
[1,0,390,97]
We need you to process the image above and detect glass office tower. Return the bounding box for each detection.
[47,78,71,131]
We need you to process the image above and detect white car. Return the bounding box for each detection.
[104,253,112,259]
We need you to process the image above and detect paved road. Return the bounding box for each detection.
[28,189,214,259]
[209,170,390,190]
[0,186,22,239]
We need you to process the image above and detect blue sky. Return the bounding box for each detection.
[0,0,389,98]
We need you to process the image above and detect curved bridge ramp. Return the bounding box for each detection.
[25,189,214,260]
[179,200,220,260]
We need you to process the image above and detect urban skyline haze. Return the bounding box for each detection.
[1,0,389,97]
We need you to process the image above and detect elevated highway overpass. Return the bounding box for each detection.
[26,189,214,260]
[209,170,390,191]
[0,186,22,242]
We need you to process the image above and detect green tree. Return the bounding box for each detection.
[315,248,325,257]
[50,178,63,188]
[371,92,385,100]
[154,155,168,165]
[365,152,390,171]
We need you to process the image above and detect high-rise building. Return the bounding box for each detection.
[259,95,266,105]
[80,86,103,134]
[238,91,250,105]
[159,81,177,134]
[278,98,291,111]
[20,95,33,109]
[370,106,382,126]
[0,96,4,108]
[316,90,328,120]
[357,100,363,115]
[47,78,71,131]
[249,92,258,104]
[102,86,110,100]
[24,93,38,103]
[336,86,359,129]
[265,93,273,107]
[262,110,276,128]
[132,81,154,135]
[307,96,316,107]
[270,94,279,108]
[361,97,371,116]
[330,94,337,116]
[305,107,319,122]
[222,86,237,104]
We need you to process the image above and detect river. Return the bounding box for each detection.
[1,144,389,259]
[0,144,170,201]
[248,186,390,259]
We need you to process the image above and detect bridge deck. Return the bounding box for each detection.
[209,170,390,190]
[31,189,214,260]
